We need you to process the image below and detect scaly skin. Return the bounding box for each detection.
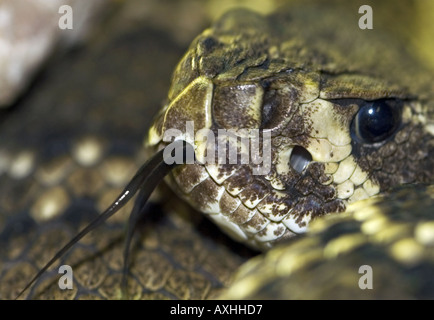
[1,0,433,299]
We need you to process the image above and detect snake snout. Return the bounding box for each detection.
[289,145,312,173]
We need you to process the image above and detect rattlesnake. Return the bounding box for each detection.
[1,0,433,299]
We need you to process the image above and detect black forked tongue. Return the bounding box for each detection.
[16,140,194,299]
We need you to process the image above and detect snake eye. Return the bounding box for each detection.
[352,99,401,144]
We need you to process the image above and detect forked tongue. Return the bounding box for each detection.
[16,140,193,299]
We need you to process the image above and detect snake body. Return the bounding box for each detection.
[1,0,434,299]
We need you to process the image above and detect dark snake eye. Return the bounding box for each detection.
[352,99,401,144]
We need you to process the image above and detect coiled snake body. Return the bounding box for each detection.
[1,1,434,299]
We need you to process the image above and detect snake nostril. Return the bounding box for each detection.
[289,146,312,173]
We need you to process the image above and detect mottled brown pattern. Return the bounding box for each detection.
[257,192,296,220]
[172,163,207,193]
[241,212,268,233]
[354,121,434,190]
[188,178,221,213]
[228,204,256,225]
[238,178,269,207]
[213,84,262,129]
[221,166,253,195]
[218,191,240,215]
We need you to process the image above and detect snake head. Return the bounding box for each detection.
[146,9,434,250]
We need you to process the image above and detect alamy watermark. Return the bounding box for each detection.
[58,5,73,30]
[58,265,73,290]
[162,121,272,175]
[358,265,373,290]
[56,4,372,31]
[359,5,373,30]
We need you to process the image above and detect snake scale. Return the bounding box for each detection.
[1,0,434,300]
